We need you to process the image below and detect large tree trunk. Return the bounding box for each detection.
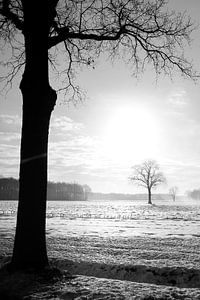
[11,84,56,270]
[10,1,57,270]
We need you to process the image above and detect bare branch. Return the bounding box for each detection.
[129,159,166,191]
[0,0,197,101]
[0,0,23,31]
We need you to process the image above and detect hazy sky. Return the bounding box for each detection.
[1,0,200,195]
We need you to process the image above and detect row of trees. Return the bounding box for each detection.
[0,178,91,201]
[47,182,92,200]
[187,189,200,200]
[0,175,177,202]
[129,160,178,204]
[0,0,195,270]
[0,177,19,200]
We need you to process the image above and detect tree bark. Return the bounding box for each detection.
[11,83,56,270]
[10,1,57,270]
[148,188,152,204]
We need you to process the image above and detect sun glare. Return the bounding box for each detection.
[103,105,160,162]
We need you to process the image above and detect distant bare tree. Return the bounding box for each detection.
[169,186,178,201]
[83,184,92,200]
[129,160,166,204]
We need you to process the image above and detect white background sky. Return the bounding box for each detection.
[1,0,200,195]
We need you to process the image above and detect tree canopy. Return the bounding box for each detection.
[0,0,195,100]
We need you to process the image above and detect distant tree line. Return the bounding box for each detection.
[0,178,19,200]
[89,192,169,201]
[47,182,91,201]
[187,189,200,200]
[0,178,91,201]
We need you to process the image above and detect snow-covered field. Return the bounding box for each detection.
[1,199,200,299]
[1,199,200,238]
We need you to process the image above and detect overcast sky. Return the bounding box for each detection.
[1,0,200,195]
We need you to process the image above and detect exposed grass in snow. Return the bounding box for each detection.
[1,235,200,299]
[0,270,200,299]
[47,235,200,269]
[0,264,72,299]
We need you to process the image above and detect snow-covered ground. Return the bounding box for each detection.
[1,199,200,238]
[1,199,200,299]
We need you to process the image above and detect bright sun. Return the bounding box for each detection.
[103,105,160,162]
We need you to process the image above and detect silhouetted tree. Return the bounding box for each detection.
[169,186,178,201]
[0,0,195,270]
[129,160,166,204]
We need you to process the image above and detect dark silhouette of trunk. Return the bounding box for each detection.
[148,187,152,204]
[11,2,56,270]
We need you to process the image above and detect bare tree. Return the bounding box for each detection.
[83,184,92,200]
[0,0,195,271]
[169,186,178,201]
[129,160,166,204]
